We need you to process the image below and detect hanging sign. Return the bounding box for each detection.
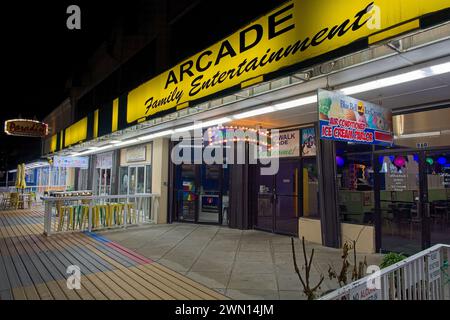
[4,119,48,137]
[126,145,147,163]
[318,89,393,146]
[53,156,89,169]
[95,152,113,169]
[259,130,300,158]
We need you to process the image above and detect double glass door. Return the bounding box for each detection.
[97,168,111,195]
[119,165,151,195]
[376,150,450,254]
[175,164,228,225]
[255,160,301,236]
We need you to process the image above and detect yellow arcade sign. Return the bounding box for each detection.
[126,0,450,124]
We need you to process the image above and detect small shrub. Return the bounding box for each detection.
[380,252,406,269]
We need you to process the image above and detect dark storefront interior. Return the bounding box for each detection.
[168,106,450,255]
[170,127,319,237]
[337,107,450,254]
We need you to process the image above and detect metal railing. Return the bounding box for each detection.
[41,194,160,236]
[320,244,450,300]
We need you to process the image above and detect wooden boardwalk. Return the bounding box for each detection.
[0,207,227,300]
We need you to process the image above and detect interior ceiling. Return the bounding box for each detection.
[230,70,450,130]
[395,107,450,135]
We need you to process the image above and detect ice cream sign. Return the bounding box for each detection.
[318,89,393,146]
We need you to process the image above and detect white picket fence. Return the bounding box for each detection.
[320,244,450,300]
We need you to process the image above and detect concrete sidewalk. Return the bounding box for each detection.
[102,223,383,300]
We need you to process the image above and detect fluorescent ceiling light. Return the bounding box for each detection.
[274,96,317,110]
[340,61,450,95]
[232,106,275,120]
[114,139,138,147]
[71,144,113,157]
[340,70,427,95]
[137,129,174,141]
[109,140,122,144]
[394,131,441,139]
[430,62,450,75]
[174,117,231,133]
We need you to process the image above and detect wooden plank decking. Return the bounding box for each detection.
[0,207,227,300]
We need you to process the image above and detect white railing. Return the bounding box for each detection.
[41,193,160,236]
[10,185,67,193]
[320,244,450,300]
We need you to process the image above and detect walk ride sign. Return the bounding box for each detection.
[318,89,393,146]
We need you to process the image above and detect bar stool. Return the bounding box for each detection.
[75,205,90,230]
[105,203,115,227]
[58,206,75,231]
[92,204,108,228]
[109,203,124,226]
[127,203,136,224]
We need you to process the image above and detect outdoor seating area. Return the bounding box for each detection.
[55,202,138,232]
[41,193,158,235]
[0,192,36,210]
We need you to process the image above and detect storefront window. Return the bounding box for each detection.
[146,165,152,193]
[336,143,374,225]
[119,167,128,195]
[60,167,67,187]
[302,158,319,218]
[427,151,450,246]
[77,168,89,191]
[137,166,145,194]
[41,167,49,188]
[378,153,421,253]
[51,167,59,186]
[129,167,136,195]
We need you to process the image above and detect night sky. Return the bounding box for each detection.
[1,1,122,168]
[0,0,284,170]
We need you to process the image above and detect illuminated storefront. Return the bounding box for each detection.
[41,0,450,254]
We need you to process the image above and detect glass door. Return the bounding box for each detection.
[128,167,136,195]
[98,168,111,195]
[120,165,150,195]
[136,166,145,194]
[198,164,222,224]
[377,153,422,254]
[255,167,276,232]
[425,151,450,247]
[176,164,199,222]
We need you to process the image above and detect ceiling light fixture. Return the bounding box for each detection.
[137,129,174,141]
[394,131,441,139]
[232,107,276,120]
[114,139,139,147]
[274,96,318,111]
[340,61,450,95]
[174,117,231,133]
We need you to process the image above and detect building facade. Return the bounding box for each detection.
[41,0,450,255]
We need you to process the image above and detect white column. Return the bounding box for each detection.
[151,138,170,224]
